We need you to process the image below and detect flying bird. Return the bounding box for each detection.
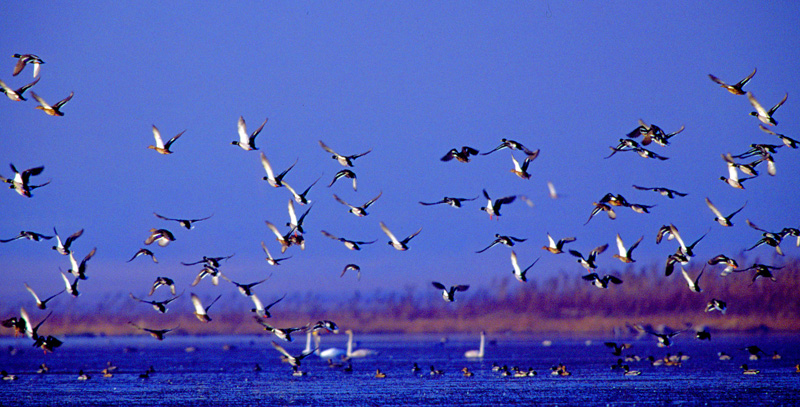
[680,265,705,292]
[255,319,304,342]
[707,254,739,276]
[286,200,312,233]
[191,293,221,323]
[127,248,158,263]
[509,154,535,179]
[340,264,362,280]
[265,221,297,253]
[419,196,477,207]
[705,198,746,227]
[510,251,539,282]
[270,340,316,367]
[569,243,608,271]
[284,176,320,205]
[30,91,73,116]
[321,230,376,251]
[128,322,177,340]
[612,234,643,263]
[758,124,798,149]
[261,241,292,265]
[482,139,539,157]
[129,292,182,314]
[333,191,382,217]
[222,275,270,297]
[328,169,357,191]
[431,282,469,302]
[154,212,213,230]
[1,163,49,197]
[708,68,756,95]
[441,146,479,162]
[24,283,64,310]
[68,247,97,280]
[12,53,44,77]
[250,293,286,318]
[747,92,787,126]
[148,277,176,296]
[380,221,422,251]
[475,234,527,253]
[148,125,184,154]
[232,116,267,151]
[0,230,53,243]
[0,77,40,101]
[261,153,296,188]
[319,140,372,167]
[52,228,83,255]
[542,233,576,254]
[581,273,622,289]
[705,299,727,314]
[632,185,687,199]
[481,189,516,219]
[144,229,176,247]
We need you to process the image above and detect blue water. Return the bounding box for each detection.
[1,334,798,406]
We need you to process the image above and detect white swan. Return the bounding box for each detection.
[464,331,485,358]
[313,331,347,359]
[345,329,377,358]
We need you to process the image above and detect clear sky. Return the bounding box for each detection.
[2,1,799,308]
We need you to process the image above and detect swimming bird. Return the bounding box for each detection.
[144,228,176,247]
[30,91,72,116]
[482,139,539,157]
[476,234,527,253]
[129,292,181,313]
[680,265,705,292]
[705,299,727,314]
[0,77,39,101]
[1,163,48,198]
[154,212,212,230]
[462,367,475,377]
[740,364,760,375]
[328,169,357,191]
[705,198,746,227]
[232,116,267,151]
[270,340,316,366]
[191,293,221,322]
[695,330,711,341]
[542,233,576,254]
[256,319,305,342]
[759,124,798,149]
[419,196,477,207]
[612,234,643,263]
[622,365,641,376]
[374,369,387,378]
[261,241,291,265]
[604,342,633,356]
[480,189,516,219]
[321,230,376,251]
[707,254,739,276]
[441,146,480,162]
[430,365,444,376]
[319,140,372,167]
[340,264,362,280]
[510,154,534,179]
[24,283,64,310]
[510,251,539,282]
[127,248,158,263]
[311,331,347,360]
[60,271,80,297]
[52,228,83,255]
[431,282,470,302]
[380,221,422,251]
[748,92,787,126]
[344,329,377,358]
[250,293,286,318]
[148,277,176,296]
[261,153,297,188]
[333,191,382,217]
[128,322,177,340]
[569,243,609,271]
[147,125,184,154]
[464,331,486,358]
[708,68,756,95]
[12,53,44,77]
[68,247,96,280]
[0,230,53,243]
[582,273,623,289]
[283,176,321,205]
[632,185,687,199]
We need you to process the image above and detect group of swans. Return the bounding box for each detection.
[303,329,377,360]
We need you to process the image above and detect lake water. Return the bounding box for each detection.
[1,333,798,406]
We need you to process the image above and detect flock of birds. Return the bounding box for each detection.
[2,53,799,379]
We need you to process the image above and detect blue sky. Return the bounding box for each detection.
[2,1,799,307]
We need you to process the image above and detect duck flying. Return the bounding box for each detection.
[612,234,643,263]
[222,275,270,297]
[284,176,320,205]
[328,169,357,191]
[380,221,422,251]
[759,125,798,149]
[705,299,727,314]
[148,125,184,154]
[232,116,267,151]
[680,265,704,292]
[705,198,746,227]
[333,191,382,217]
[669,224,707,258]
[30,91,72,116]
[154,212,212,230]
[321,230,376,251]
[60,272,80,297]
[707,254,739,276]
[582,273,622,289]
[748,92,787,126]
[191,293,221,323]
[708,68,756,95]
[510,251,539,282]
[632,324,683,347]
[144,228,176,247]
[270,340,316,367]
[251,293,286,318]
[481,189,516,219]
[542,233,576,254]
[129,292,181,314]
[585,202,616,225]
[419,196,477,208]
[286,200,312,233]
[12,54,44,77]
[52,228,83,255]
[261,241,292,265]
[431,282,469,302]
[0,77,40,101]
[319,140,372,167]
[1,163,48,198]
[476,233,526,253]
[190,265,223,287]
[256,319,304,342]
[68,247,97,280]
[261,153,296,188]
[569,243,608,270]
[128,322,177,340]
[340,264,362,280]
[0,230,53,243]
[127,248,158,263]
[148,277,176,296]
[632,185,687,199]
[24,283,64,310]
[482,139,539,157]
[265,221,297,253]
[510,154,534,179]
[441,146,479,162]
[720,154,753,189]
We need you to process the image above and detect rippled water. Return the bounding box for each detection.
[1,333,798,406]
